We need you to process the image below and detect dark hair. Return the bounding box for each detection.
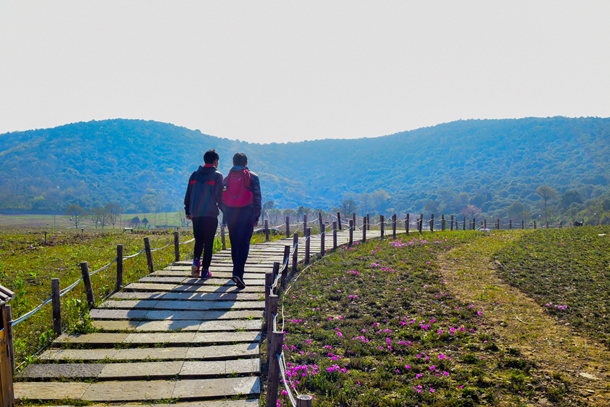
[203,149,219,164]
[233,153,248,166]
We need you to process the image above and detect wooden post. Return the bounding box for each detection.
[173,232,180,262]
[286,216,290,238]
[265,330,284,407]
[292,232,299,273]
[473,218,476,230]
[321,224,326,256]
[441,214,445,231]
[272,262,280,283]
[348,220,354,245]
[430,214,434,232]
[51,278,61,336]
[484,218,487,229]
[560,221,563,228]
[115,244,124,292]
[282,246,290,288]
[362,217,367,242]
[221,224,226,250]
[463,216,466,231]
[352,213,356,231]
[144,237,154,274]
[337,212,342,230]
[419,214,423,234]
[392,214,397,238]
[380,215,385,238]
[80,261,95,308]
[5,305,15,377]
[405,214,410,236]
[305,228,311,264]
[534,220,537,229]
[266,296,279,358]
[522,220,524,229]
[333,221,337,249]
[265,220,270,242]
[303,214,307,235]
[318,212,323,232]
[296,395,314,406]
[265,272,273,333]
[509,219,512,229]
[546,221,549,229]
[367,214,370,230]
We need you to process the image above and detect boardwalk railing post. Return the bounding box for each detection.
[509,219,512,230]
[292,233,299,272]
[115,244,124,292]
[320,224,326,256]
[305,228,311,264]
[297,395,314,406]
[362,217,367,242]
[333,221,337,249]
[80,261,95,308]
[392,214,397,238]
[5,305,15,376]
[380,215,385,238]
[473,218,476,231]
[318,213,323,233]
[367,214,370,230]
[174,231,180,262]
[51,278,61,336]
[272,262,280,288]
[144,237,154,274]
[430,214,434,233]
[463,216,466,231]
[221,225,226,250]
[266,330,284,407]
[265,220,270,242]
[450,215,454,231]
[522,220,524,229]
[405,214,410,236]
[484,218,487,229]
[441,214,445,231]
[546,221,549,229]
[352,213,356,232]
[286,216,290,238]
[337,212,342,230]
[282,246,290,289]
[560,221,563,228]
[266,296,279,358]
[303,214,307,235]
[534,220,537,229]
[349,220,354,245]
[265,272,273,333]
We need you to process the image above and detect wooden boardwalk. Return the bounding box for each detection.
[14,228,382,405]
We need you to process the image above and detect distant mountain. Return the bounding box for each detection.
[1,117,609,219]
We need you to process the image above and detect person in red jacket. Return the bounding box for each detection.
[223,153,262,289]
[184,149,223,278]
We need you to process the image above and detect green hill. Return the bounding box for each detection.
[1,117,609,222]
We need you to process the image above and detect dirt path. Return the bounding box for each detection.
[439,231,610,406]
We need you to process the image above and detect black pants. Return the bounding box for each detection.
[191,216,218,270]
[224,206,255,279]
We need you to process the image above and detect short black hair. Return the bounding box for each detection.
[233,153,248,166]
[203,149,219,164]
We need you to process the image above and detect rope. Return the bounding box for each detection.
[150,242,173,252]
[278,353,297,407]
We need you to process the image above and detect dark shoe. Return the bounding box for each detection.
[201,270,211,279]
[232,276,246,289]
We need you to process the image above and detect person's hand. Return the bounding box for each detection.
[186,214,192,220]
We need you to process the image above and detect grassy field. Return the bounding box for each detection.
[264,228,610,406]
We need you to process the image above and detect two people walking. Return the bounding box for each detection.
[184,150,261,289]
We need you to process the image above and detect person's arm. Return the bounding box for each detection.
[251,173,262,224]
[184,173,194,220]
[214,172,224,214]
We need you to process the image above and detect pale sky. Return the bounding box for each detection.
[1,1,609,143]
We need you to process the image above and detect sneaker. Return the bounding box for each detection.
[191,259,200,277]
[201,269,211,279]
[232,276,246,289]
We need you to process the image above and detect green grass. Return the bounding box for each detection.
[493,225,610,347]
[266,231,545,406]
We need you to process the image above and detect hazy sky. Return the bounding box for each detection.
[1,1,609,143]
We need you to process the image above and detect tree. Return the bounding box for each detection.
[64,204,85,228]
[297,205,311,219]
[142,217,150,228]
[131,216,141,228]
[536,186,558,223]
[460,204,482,218]
[88,206,109,229]
[105,202,122,228]
[559,190,583,209]
[424,200,441,216]
[262,200,274,221]
[507,202,527,221]
[337,199,357,219]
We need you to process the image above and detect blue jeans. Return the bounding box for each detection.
[224,206,255,279]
